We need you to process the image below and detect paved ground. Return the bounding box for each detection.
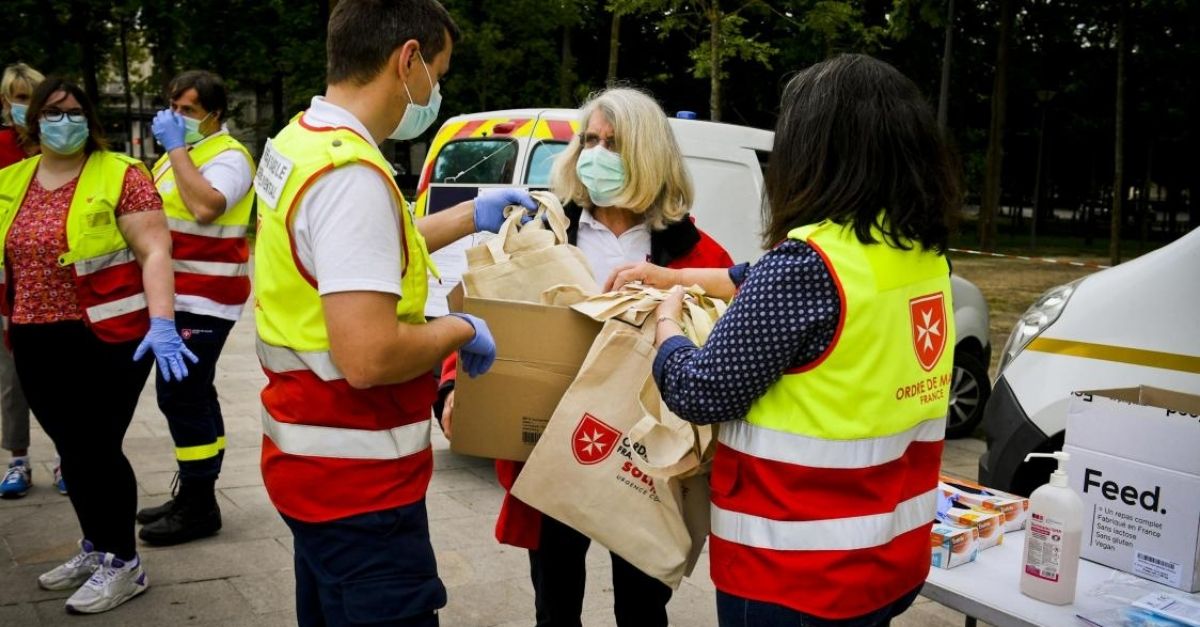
[0,305,989,626]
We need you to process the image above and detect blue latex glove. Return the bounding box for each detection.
[133,317,200,382]
[151,109,187,152]
[448,313,496,377]
[473,188,538,233]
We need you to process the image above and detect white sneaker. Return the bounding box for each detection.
[64,553,148,614]
[37,540,101,591]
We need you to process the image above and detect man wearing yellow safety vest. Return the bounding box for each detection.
[136,70,256,547]
[253,1,535,623]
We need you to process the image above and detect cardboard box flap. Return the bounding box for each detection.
[1082,386,1200,415]
[1067,386,1200,478]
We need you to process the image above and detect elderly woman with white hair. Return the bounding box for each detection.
[437,87,734,626]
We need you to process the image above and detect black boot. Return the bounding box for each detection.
[137,473,179,525]
[138,478,221,546]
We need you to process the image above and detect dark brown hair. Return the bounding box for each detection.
[24,77,108,154]
[326,0,461,86]
[169,70,229,122]
[763,54,960,252]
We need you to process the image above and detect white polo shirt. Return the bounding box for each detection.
[192,126,254,211]
[290,97,404,297]
[575,208,652,283]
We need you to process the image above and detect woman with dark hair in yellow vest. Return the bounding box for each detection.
[0,77,196,615]
[609,54,961,626]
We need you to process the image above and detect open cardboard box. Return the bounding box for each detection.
[1065,386,1200,592]
[446,283,603,461]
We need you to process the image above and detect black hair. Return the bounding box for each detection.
[24,77,107,154]
[168,70,229,122]
[763,54,960,252]
[326,0,461,86]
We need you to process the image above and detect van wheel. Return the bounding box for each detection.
[945,350,990,439]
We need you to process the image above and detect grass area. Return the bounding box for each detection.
[952,225,1167,261]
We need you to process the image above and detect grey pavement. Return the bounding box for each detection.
[0,304,990,626]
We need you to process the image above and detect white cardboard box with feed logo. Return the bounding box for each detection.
[446,283,603,462]
[1064,386,1200,592]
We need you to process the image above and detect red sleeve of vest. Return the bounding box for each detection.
[667,228,735,270]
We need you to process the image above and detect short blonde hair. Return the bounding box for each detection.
[551,88,693,231]
[2,63,44,101]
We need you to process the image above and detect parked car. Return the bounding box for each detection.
[978,227,1200,495]
[415,108,993,440]
[948,275,992,439]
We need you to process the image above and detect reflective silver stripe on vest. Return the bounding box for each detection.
[86,293,147,322]
[718,418,946,470]
[175,295,246,321]
[74,249,136,276]
[173,259,249,277]
[711,489,937,552]
[168,217,249,239]
[262,407,431,460]
[256,339,345,382]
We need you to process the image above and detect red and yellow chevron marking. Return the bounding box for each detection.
[413,115,580,217]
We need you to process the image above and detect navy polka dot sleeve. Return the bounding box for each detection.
[651,240,841,425]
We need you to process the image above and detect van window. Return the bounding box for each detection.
[433,139,518,184]
[526,141,568,186]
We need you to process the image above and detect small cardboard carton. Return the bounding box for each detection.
[939,506,1005,550]
[1065,386,1200,592]
[931,523,979,569]
[939,475,1030,533]
[447,284,603,461]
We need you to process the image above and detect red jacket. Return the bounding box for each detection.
[0,127,29,170]
[439,206,734,549]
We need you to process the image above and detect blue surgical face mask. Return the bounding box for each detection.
[184,113,212,145]
[40,118,89,155]
[390,52,441,141]
[9,103,28,128]
[575,146,626,207]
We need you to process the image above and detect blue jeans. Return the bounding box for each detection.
[283,501,446,627]
[716,585,922,627]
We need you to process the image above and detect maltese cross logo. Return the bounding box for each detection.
[571,413,621,465]
[909,293,948,372]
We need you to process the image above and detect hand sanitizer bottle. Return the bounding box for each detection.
[1020,451,1083,604]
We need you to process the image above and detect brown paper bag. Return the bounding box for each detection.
[462,191,599,302]
[511,320,697,587]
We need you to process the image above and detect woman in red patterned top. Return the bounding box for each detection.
[0,78,196,615]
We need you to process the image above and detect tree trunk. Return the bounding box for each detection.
[606,11,621,84]
[1110,0,1127,265]
[272,72,285,135]
[559,24,574,107]
[937,0,955,130]
[69,1,102,107]
[1140,140,1152,245]
[708,3,721,121]
[119,14,134,156]
[979,0,1013,252]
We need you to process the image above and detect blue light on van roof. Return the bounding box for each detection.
[676,111,698,120]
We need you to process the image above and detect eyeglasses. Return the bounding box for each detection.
[580,132,618,152]
[41,110,87,123]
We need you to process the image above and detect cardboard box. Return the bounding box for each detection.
[1065,387,1200,592]
[931,523,979,569]
[939,506,1005,550]
[447,284,603,461]
[939,476,1030,533]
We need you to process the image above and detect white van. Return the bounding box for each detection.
[414,108,771,317]
[416,108,992,435]
[978,227,1200,495]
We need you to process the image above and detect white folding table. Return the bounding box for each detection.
[922,530,1182,627]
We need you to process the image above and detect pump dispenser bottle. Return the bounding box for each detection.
[1020,451,1084,604]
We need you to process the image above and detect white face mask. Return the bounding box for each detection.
[389,52,442,141]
